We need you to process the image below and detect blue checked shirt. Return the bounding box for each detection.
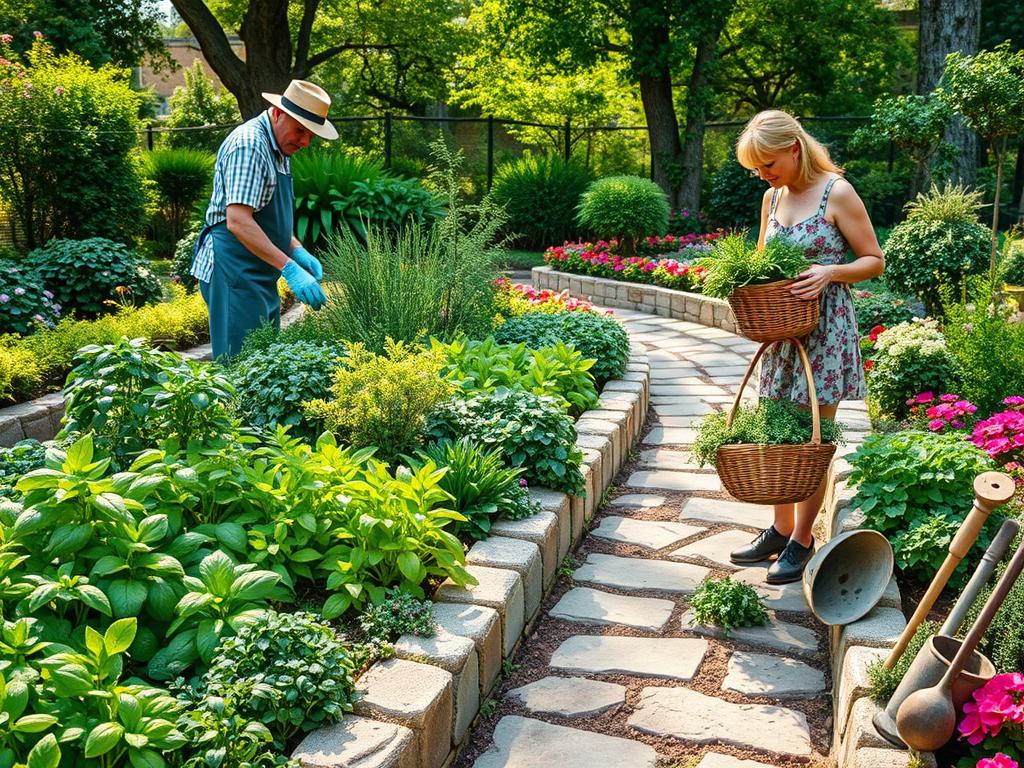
[190,110,290,283]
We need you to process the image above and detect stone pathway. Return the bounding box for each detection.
[456,308,871,768]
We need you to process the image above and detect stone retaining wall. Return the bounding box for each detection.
[532,265,739,333]
[291,344,652,768]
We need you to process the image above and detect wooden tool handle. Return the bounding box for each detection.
[883,471,1015,670]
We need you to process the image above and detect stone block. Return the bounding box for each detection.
[467,536,543,620]
[835,646,886,741]
[578,448,601,522]
[0,418,25,448]
[491,511,559,589]
[292,715,417,768]
[575,433,612,490]
[835,608,906,671]
[353,658,453,768]
[841,697,892,765]
[431,603,501,696]
[530,488,572,561]
[394,630,479,744]
[574,418,620,475]
[435,565,525,658]
[594,398,634,439]
[847,748,937,768]
[21,415,55,442]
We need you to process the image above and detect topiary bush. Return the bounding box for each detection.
[231,340,343,441]
[883,184,991,316]
[26,238,163,318]
[576,175,669,255]
[493,310,630,383]
[705,158,766,229]
[492,153,594,249]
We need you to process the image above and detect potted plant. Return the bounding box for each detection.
[698,233,815,342]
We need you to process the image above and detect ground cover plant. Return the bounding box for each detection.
[689,576,768,635]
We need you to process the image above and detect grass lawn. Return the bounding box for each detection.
[495,249,547,270]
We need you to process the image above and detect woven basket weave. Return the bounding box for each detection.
[716,338,836,505]
[728,279,820,343]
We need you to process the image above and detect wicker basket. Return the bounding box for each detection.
[728,279,820,343]
[716,338,836,505]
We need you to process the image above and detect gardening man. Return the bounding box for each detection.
[191,79,338,359]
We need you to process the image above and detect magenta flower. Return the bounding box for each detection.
[1004,395,1024,406]
[32,30,42,39]
[977,754,1019,768]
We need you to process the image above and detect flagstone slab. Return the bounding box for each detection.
[627,686,812,758]
[550,635,708,680]
[679,497,774,529]
[473,716,658,768]
[504,676,626,717]
[680,610,819,658]
[574,552,709,593]
[549,587,676,631]
[695,754,776,768]
[591,516,703,550]
[649,384,725,396]
[638,448,700,469]
[626,469,721,492]
[670,529,754,568]
[651,415,702,428]
[704,365,752,377]
[733,566,811,613]
[609,493,666,508]
[652,401,716,416]
[641,427,699,446]
[722,651,825,697]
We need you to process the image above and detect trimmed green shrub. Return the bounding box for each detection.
[1000,238,1024,286]
[705,159,766,229]
[0,261,61,334]
[305,340,454,462]
[427,388,585,495]
[866,318,957,420]
[493,311,630,383]
[576,175,669,255]
[26,238,163,318]
[492,154,593,249]
[852,289,920,329]
[883,185,991,315]
[143,148,215,244]
[231,340,343,440]
[163,60,241,153]
[0,38,147,247]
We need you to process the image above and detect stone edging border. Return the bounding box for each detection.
[532,265,739,333]
[291,342,651,768]
[823,479,938,768]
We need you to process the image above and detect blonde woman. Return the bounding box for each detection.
[727,110,884,584]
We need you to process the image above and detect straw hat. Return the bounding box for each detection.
[262,80,338,140]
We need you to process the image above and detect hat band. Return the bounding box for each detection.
[281,95,327,126]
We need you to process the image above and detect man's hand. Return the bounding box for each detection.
[281,261,326,310]
[291,245,323,281]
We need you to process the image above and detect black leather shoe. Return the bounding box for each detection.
[729,526,789,565]
[766,539,815,584]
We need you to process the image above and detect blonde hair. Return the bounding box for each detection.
[736,110,843,187]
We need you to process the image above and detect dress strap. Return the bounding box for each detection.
[818,176,839,216]
[769,188,781,219]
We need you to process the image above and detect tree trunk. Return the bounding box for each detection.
[1013,137,1024,223]
[917,0,981,185]
[638,69,683,208]
[678,26,726,214]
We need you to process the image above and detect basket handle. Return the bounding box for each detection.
[726,338,822,445]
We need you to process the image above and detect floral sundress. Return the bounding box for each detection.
[759,175,866,406]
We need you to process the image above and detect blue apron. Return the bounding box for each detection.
[198,132,293,360]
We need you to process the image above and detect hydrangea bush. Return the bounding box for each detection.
[867,318,958,419]
[0,261,60,334]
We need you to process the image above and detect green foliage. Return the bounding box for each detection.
[61,338,237,467]
[867,621,936,703]
[198,611,356,748]
[306,340,453,463]
[964,541,1024,673]
[705,159,766,229]
[576,175,669,254]
[434,336,599,418]
[689,576,769,635]
[172,219,203,293]
[0,38,147,248]
[692,399,845,467]
[852,95,953,190]
[1000,238,1024,286]
[698,234,809,299]
[176,694,296,768]
[143,149,215,245]
[163,61,241,153]
[903,182,985,224]
[359,588,437,644]
[26,238,163,319]
[0,441,47,500]
[492,310,629,383]
[427,388,585,495]
[847,430,998,584]
[939,42,1024,145]
[319,140,502,353]
[852,289,919,329]
[866,319,957,420]
[0,263,60,335]
[231,340,344,441]
[492,154,594,249]
[412,438,540,542]
[941,279,1024,417]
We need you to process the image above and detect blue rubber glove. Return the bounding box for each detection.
[291,245,323,281]
[281,260,326,310]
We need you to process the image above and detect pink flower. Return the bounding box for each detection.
[53,85,64,95]
[1004,395,1024,406]
[928,419,946,431]
[0,33,12,44]
[940,393,960,402]
[32,30,42,39]
[977,754,1019,768]
[916,391,934,404]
